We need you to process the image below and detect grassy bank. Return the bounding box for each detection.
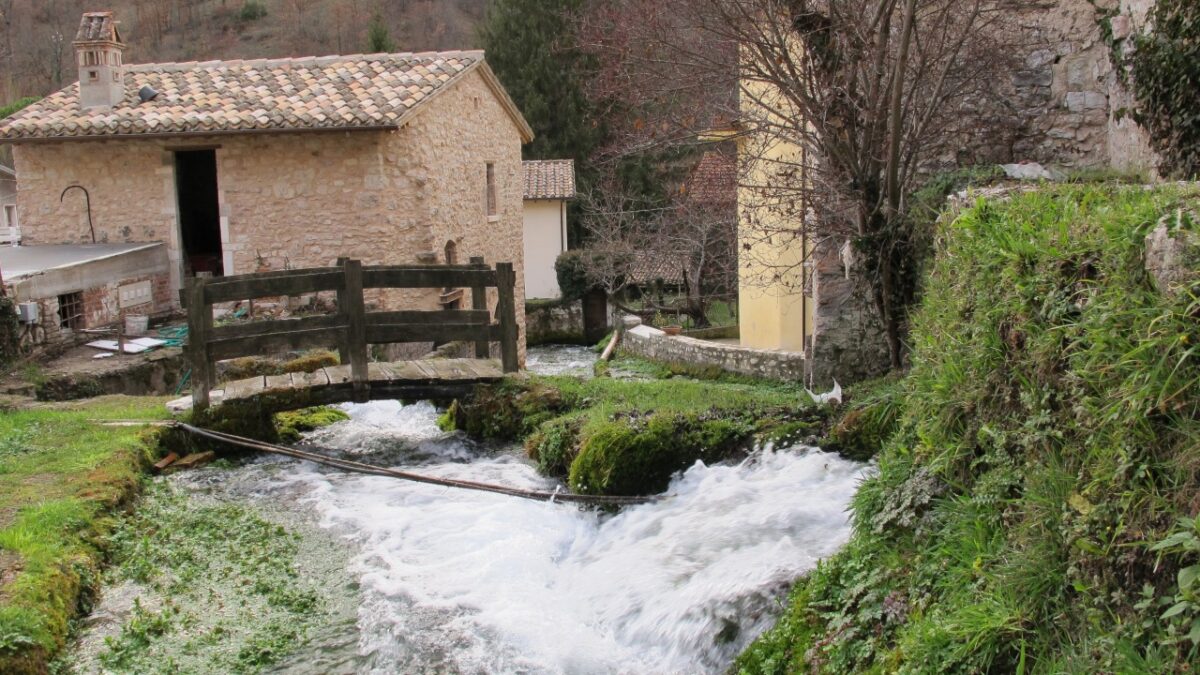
[737,185,1200,671]
[446,373,828,496]
[0,396,171,674]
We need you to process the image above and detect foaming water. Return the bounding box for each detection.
[524,344,597,377]
[282,400,866,673]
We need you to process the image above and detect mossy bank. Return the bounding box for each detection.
[445,373,832,496]
[737,186,1200,672]
[0,396,172,674]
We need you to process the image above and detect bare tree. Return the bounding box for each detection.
[582,0,1017,368]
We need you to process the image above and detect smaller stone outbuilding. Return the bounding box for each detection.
[522,159,575,299]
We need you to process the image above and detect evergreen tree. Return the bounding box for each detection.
[479,0,600,163]
[367,14,395,53]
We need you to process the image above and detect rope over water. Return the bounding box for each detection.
[172,422,662,506]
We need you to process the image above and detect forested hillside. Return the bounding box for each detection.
[0,0,487,104]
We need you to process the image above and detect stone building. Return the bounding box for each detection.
[731,0,1161,386]
[0,11,534,359]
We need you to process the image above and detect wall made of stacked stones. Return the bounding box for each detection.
[405,69,528,364]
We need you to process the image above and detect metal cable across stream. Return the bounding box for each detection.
[173,422,661,507]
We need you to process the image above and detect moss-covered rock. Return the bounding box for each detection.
[274,406,350,443]
[452,374,829,496]
[568,411,752,496]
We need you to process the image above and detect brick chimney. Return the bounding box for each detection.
[73,12,126,110]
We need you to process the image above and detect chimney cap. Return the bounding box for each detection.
[138,86,159,103]
[74,11,123,46]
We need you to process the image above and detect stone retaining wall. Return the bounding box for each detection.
[526,299,589,345]
[621,319,807,382]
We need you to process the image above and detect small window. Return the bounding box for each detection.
[444,240,458,266]
[113,71,120,82]
[88,70,99,81]
[58,292,84,330]
[3,204,16,229]
[485,163,497,218]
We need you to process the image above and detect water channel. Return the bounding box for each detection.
[70,346,866,674]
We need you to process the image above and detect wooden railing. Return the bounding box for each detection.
[184,257,518,411]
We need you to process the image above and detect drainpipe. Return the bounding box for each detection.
[60,185,95,243]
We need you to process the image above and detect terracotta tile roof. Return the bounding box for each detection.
[685,151,736,206]
[76,11,122,44]
[523,159,576,200]
[629,250,684,285]
[0,50,507,141]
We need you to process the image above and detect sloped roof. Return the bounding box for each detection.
[629,250,684,285]
[685,151,736,206]
[523,159,576,200]
[0,51,534,143]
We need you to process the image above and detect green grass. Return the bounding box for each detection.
[0,396,171,673]
[450,372,827,495]
[736,185,1200,672]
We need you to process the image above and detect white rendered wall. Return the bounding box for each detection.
[522,199,567,299]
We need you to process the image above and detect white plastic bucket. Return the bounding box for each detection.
[124,314,149,337]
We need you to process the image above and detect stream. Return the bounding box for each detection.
[70,346,866,674]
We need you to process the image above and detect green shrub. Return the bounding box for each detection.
[0,296,21,371]
[239,0,268,21]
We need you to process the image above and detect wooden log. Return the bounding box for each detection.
[469,256,489,358]
[153,452,180,473]
[495,262,519,373]
[600,329,621,362]
[186,276,213,412]
[343,260,370,403]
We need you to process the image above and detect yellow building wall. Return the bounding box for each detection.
[735,72,813,354]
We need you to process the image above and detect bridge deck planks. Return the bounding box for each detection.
[176,358,505,413]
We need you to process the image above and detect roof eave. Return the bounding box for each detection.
[0,124,401,145]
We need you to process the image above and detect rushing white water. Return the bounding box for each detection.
[274,398,867,674]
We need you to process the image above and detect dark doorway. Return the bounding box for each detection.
[175,150,223,277]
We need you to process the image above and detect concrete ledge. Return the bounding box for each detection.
[622,318,807,382]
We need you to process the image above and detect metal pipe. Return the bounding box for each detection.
[60,185,95,243]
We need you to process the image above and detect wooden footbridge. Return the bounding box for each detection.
[180,257,518,413]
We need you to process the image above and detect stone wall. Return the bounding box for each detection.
[809,235,891,388]
[621,319,807,382]
[526,299,587,345]
[408,69,528,364]
[967,0,1159,172]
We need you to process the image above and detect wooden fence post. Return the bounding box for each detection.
[343,259,370,402]
[186,276,213,412]
[495,262,519,373]
[334,257,350,366]
[469,256,489,358]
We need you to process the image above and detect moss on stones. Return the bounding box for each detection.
[274,406,350,443]
[452,375,829,496]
